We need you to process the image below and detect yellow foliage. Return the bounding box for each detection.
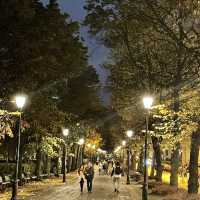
[85,129,102,155]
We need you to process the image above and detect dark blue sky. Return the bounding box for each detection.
[42,0,111,105]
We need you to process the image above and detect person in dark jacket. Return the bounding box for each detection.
[84,162,94,193]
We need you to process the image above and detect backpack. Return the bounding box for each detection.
[115,166,122,175]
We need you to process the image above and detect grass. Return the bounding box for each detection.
[148,168,188,190]
[161,171,188,190]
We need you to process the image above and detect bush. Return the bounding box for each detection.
[162,191,200,200]
[151,183,200,200]
[151,183,178,195]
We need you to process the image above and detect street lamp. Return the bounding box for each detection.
[11,95,26,200]
[142,96,153,200]
[62,128,69,183]
[126,130,133,185]
[87,143,91,148]
[79,138,85,145]
[63,128,69,137]
[127,130,133,138]
[122,140,126,146]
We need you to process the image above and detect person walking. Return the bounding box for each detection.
[84,162,94,193]
[99,161,103,175]
[111,161,122,193]
[78,165,85,193]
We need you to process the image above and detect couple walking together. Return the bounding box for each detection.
[78,162,94,193]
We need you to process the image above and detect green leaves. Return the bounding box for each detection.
[41,136,64,158]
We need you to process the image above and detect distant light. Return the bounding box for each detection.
[146,159,152,166]
[126,130,133,138]
[79,138,85,145]
[63,128,69,137]
[15,96,26,109]
[143,96,153,109]
[52,96,59,100]
[122,140,126,146]
[87,143,91,148]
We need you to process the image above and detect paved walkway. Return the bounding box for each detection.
[22,174,161,200]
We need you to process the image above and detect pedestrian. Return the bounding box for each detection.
[103,161,108,175]
[99,161,103,175]
[84,162,94,193]
[111,161,122,193]
[78,166,85,193]
[105,161,108,175]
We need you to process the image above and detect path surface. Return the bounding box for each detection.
[22,174,161,200]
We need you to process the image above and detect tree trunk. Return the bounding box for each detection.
[138,147,144,173]
[79,146,83,167]
[61,145,66,174]
[44,155,51,176]
[71,156,76,171]
[70,145,76,170]
[152,136,162,181]
[18,145,24,180]
[35,148,42,179]
[67,156,72,172]
[55,157,60,176]
[75,145,80,169]
[170,73,181,187]
[170,143,180,186]
[150,152,155,178]
[188,131,200,193]
[131,151,137,172]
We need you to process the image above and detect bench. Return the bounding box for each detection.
[0,175,12,191]
[58,174,63,178]
[20,173,31,185]
[0,176,3,191]
[40,174,48,179]
[3,175,11,186]
[24,175,31,183]
[24,172,31,183]
[31,175,37,181]
[130,172,142,182]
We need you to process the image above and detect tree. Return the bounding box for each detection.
[180,89,200,193]
[84,0,200,187]
[0,0,101,178]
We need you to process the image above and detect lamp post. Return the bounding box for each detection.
[142,96,153,200]
[78,138,85,167]
[62,128,69,183]
[126,130,133,185]
[122,140,126,167]
[11,95,26,200]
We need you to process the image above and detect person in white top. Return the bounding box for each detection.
[111,161,122,193]
[78,165,85,192]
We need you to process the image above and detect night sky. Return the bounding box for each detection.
[42,0,111,105]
